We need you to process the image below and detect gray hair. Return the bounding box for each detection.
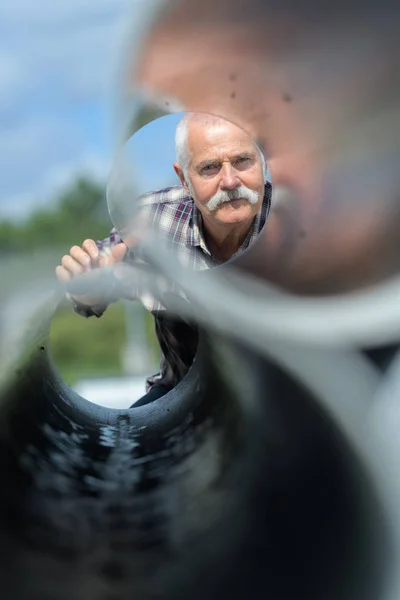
[175,113,267,179]
[175,113,195,175]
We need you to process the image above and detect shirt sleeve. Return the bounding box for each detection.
[96,228,124,258]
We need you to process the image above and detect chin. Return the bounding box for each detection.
[216,203,254,224]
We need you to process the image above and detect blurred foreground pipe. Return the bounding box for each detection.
[0,297,389,600]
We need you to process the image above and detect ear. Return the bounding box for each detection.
[173,162,190,193]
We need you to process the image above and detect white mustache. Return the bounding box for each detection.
[206,185,260,212]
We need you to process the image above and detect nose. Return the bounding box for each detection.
[220,162,240,190]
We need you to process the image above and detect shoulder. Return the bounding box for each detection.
[138,185,193,210]
[263,180,272,212]
[264,180,272,200]
[136,186,194,241]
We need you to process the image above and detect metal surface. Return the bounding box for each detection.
[0,293,389,599]
[0,0,400,598]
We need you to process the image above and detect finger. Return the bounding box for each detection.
[123,233,141,248]
[55,265,71,283]
[61,255,84,276]
[70,245,92,271]
[101,243,127,267]
[110,243,128,264]
[82,239,100,267]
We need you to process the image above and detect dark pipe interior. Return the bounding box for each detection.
[0,305,389,600]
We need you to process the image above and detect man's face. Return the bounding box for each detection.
[177,119,265,228]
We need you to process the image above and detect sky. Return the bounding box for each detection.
[0,0,161,222]
[0,0,271,226]
[124,112,183,192]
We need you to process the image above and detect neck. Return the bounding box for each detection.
[202,215,254,263]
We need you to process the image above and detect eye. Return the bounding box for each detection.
[201,164,219,175]
[233,157,251,168]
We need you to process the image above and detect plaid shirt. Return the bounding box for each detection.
[73,183,272,392]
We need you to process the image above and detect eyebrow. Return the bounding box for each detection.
[196,152,256,171]
[196,159,220,170]
[231,152,255,161]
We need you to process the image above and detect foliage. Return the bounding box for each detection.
[1,176,159,386]
[50,301,160,386]
[50,302,127,385]
[0,177,110,255]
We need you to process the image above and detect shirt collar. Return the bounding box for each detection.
[187,200,211,254]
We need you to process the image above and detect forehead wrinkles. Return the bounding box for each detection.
[188,121,252,164]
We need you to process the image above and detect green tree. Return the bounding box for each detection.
[0,220,18,254]
[0,175,159,388]
[0,176,111,255]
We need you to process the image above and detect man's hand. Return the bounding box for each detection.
[56,239,127,307]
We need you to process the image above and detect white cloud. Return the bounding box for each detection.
[0,3,125,111]
[0,0,154,219]
[0,0,151,107]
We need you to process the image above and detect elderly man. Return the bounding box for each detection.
[56,113,271,405]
